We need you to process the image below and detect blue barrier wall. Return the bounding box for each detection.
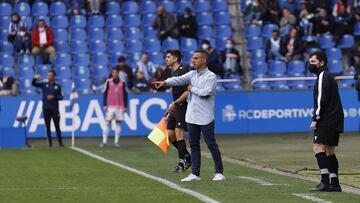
[0,90,359,138]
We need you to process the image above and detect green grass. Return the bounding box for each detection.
[0,133,360,203]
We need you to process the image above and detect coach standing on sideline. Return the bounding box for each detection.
[153,50,225,182]
[32,70,64,147]
[308,51,344,192]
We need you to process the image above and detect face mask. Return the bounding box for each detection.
[308,63,318,74]
[202,44,209,50]
[225,43,233,49]
[184,14,190,18]
[19,31,26,36]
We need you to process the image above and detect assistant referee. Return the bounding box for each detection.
[308,51,344,192]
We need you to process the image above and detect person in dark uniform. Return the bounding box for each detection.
[308,51,344,192]
[164,50,191,173]
[32,70,64,147]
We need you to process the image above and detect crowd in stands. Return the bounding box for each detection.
[0,0,242,95]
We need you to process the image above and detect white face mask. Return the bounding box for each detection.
[202,44,209,50]
[19,31,26,36]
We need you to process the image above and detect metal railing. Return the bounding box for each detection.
[250,76,354,86]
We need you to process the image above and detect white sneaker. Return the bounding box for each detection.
[212,173,225,181]
[181,174,201,182]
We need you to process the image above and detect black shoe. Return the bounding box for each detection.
[172,165,184,173]
[185,156,191,170]
[59,144,65,147]
[328,184,342,192]
[309,183,329,192]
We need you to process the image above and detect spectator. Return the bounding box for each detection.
[314,7,334,35]
[280,8,297,35]
[151,68,169,92]
[16,25,31,54]
[152,5,178,41]
[265,29,282,61]
[135,53,157,81]
[347,44,360,70]
[69,0,86,15]
[0,76,15,96]
[88,0,102,15]
[243,0,266,25]
[298,2,315,35]
[201,39,224,78]
[132,71,150,93]
[281,27,304,61]
[69,5,86,16]
[282,0,298,14]
[261,0,281,25]
[333,0,352,44]
[115,56,133,89]
[177,7,198,39]
[31,19,56,65]
[333,0,351,17]
[221,39,242,75]
[8,13,22,45]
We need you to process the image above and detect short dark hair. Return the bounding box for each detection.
[309,51,328,66]
[272,29,280,34]
[194,49,209,60]
[201,39,210,45]
[118,56,126,63]
[48,70,56,76]
[38,19,45,24]
[166,49,182,62]
[112,67,119,72]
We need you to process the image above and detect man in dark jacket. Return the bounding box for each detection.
[152,5,178,41]
[308,51,344,192]
[280,27,304,61]
[177,7,197,39]
[32,70,64,147]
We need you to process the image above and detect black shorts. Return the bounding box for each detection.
[167,104,187,131]
[313,126,340,146]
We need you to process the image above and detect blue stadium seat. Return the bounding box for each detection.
[328,60,343,74]
[250,49,266,62]
[216,38,227,50]
[253,81,270,90]
[270,80,289,90]
[144,38,161,52]
[0,53,14,68]
[50,1,66,16]
[2,67,15,77]
[288,60,305,76]
[197,12,213,26]
[354,22,360,36]
[148,52,163,66]
[181,38,198,52]
[215,12,231,25]
[162,37,180,51]
[339,71,355,88]
[307,47,321,54]
[0,16,10,29]
[326,48,342,61]
[89,28,105,41]
[143,26,157,39]
[143,13,156,27]
[70,15,87,28]
[262,24,279,38]
[245,24,261,38]
[269,60,286,77]
[223,74,242,90]
[106,14,122,28]
[55,53,72,67]
[251,61,268,77]
[93,65,109,84]
[89,40,106,54]
[51,15,68,29]
[337,35,355,49]
[247,36,263,50]
[108,40,125,53]
[21,16,32,31]
[107,27,123,41]
[106,1,121,15]
[18,66,34,79]
[0,3,12,16]
[288,80,308,89]
[59,78,72,94]
[32,1,48,16]
[122,1,139,14]
[124,14,141,28]
[71,40,88,54]
[55,66,72,79]
[182,51,193,64]
[194,0,210,13]
[19,79,37,95]
[126,40,143,53]
[33,16,50,26]
[125,27,142,40]
[176,0,192,13]
[55,41,70,53]
[212,0,228,12]
[198,25,214,38]
[0,41,13,53]
[319,34,335,49]
[73,54,90,66]
[92,53,108,66]
[54,28,68,42]
[70,28,86,42]
[216,25,232,39]
[37,65,51,78]
[110,52,124,67]
[0,29,7,41]
[15,2,31,16]
[74,65,90,79]
[159,0,174,13]
[88,15,105,28]
[140,1,157,14]
[75,78,92,94]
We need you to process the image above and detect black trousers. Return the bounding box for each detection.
[44,109,63,146]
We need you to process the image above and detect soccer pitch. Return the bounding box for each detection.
[1,133,360,203]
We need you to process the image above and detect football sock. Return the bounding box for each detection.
[177,139,186,167]
[315,152,330,185]
[114,123,121,144]
[102,125,109,144]
[328,154,340,186]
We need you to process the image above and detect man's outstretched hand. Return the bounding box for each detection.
[151,81,166,89]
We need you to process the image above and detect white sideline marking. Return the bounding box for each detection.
[201,152,360,195]
[293,193,333,203]
[238,176,289,186]
[0,187,163,191]
[71,147,220,203]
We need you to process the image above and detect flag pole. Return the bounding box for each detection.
[71,107,75,147]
